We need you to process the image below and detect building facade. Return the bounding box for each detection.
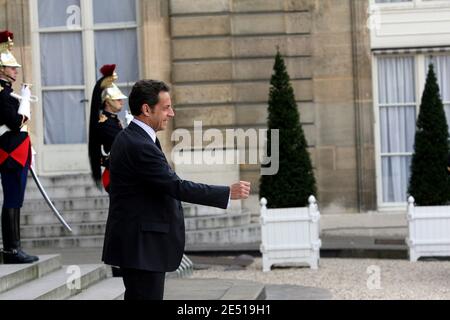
[1,0,449,214]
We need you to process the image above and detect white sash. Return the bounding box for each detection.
[0,125,28,137]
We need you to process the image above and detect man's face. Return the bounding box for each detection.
[0,66,18,82]
[146,91,174,132]
[105,99,124,113]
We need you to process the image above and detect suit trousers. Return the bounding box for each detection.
[122,268,166,300]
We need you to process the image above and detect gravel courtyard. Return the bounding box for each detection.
[192,258,450,300]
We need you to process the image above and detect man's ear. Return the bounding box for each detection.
[141,104,150,116]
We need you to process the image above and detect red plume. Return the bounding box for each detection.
[0,30,14,44]
[100,64,116,77]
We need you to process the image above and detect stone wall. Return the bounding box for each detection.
[0,0,377,214]
[169,0,376,214]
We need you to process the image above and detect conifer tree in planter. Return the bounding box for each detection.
[407,63,450,262]
[259,52,320,270]
[408,63,450,206]
[260,51,317,208]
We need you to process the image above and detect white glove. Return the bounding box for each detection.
[125,111,134,126]
[31,147,37,168]
[18,85,32,120]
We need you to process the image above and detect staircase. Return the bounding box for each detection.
[0,255,265,300]
[0,255,120,300]
[0,174,260,251]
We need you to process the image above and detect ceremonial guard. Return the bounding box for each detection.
[0,30,38,264]
[88,64,129,192]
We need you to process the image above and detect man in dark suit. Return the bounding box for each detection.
[102,80,251,300]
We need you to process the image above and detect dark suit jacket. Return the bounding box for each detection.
[102,122,230,272]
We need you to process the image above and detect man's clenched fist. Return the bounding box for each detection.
[230,181,251,200]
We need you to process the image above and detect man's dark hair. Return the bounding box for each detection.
[129,80,170,116]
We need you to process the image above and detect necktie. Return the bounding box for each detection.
[155,137,162,151]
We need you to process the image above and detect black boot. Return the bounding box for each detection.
[1,208,39,264]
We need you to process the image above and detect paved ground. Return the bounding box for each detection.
[22,248,450,300]
[192,257,450,300]
[22,212,450,300]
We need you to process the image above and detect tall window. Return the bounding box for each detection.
[93,0,139,121]
[377,56,416,204]
[34,0,139,145]
[427,55,450,136]
[376,54,450,205]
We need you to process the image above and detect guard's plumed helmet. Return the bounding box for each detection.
[0,30,22,68]
[99,64,127,103]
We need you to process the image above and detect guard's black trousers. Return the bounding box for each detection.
[121,268,166,300]
[1,165,29,209]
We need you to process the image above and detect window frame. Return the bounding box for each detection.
[373,52,450,210]
[371,0,450,10]
[29,0,141,175]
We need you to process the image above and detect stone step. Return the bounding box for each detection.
[185,212,251,231]
[12,212,252,236]
[17,236,106,250]
[0,264,107,300]
[12,213,251,239]
[0,255,62,294]
[167,255,194,279]
[164,279,266,300]
[69,277,124,300]
[20,209,109,226]
[185,223,261,245]
[26,174,96,188]
[19,210,245,229]
[20,184,106,200]
[71,277,266,301]
[19,223,106,239]
[17,198,201,216]
[0,224,261,251]
[20,197,110,213]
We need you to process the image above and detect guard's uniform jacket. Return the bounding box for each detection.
[0,78,30,171]
[97,111,123,190]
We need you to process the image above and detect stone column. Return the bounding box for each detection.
[312,0,359,213]
[140,0,173,157]
[350,0,376,211]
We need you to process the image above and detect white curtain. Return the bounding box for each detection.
[40,32,86,144]
[38,0,138,145]
[93,0,136,24]
[94,29,139,83]
[378,57,416,203]
[427,55,450,136]
[38,0,80,28]
[43,91,86,144]
[40,33,84,87]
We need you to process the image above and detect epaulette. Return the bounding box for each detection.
[0,84,3,93]
[98,114,108,123]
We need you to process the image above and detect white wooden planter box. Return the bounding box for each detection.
[260,196,321,271]
[407,196,450,262]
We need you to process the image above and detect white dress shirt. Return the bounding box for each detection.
[132,118,157,143]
